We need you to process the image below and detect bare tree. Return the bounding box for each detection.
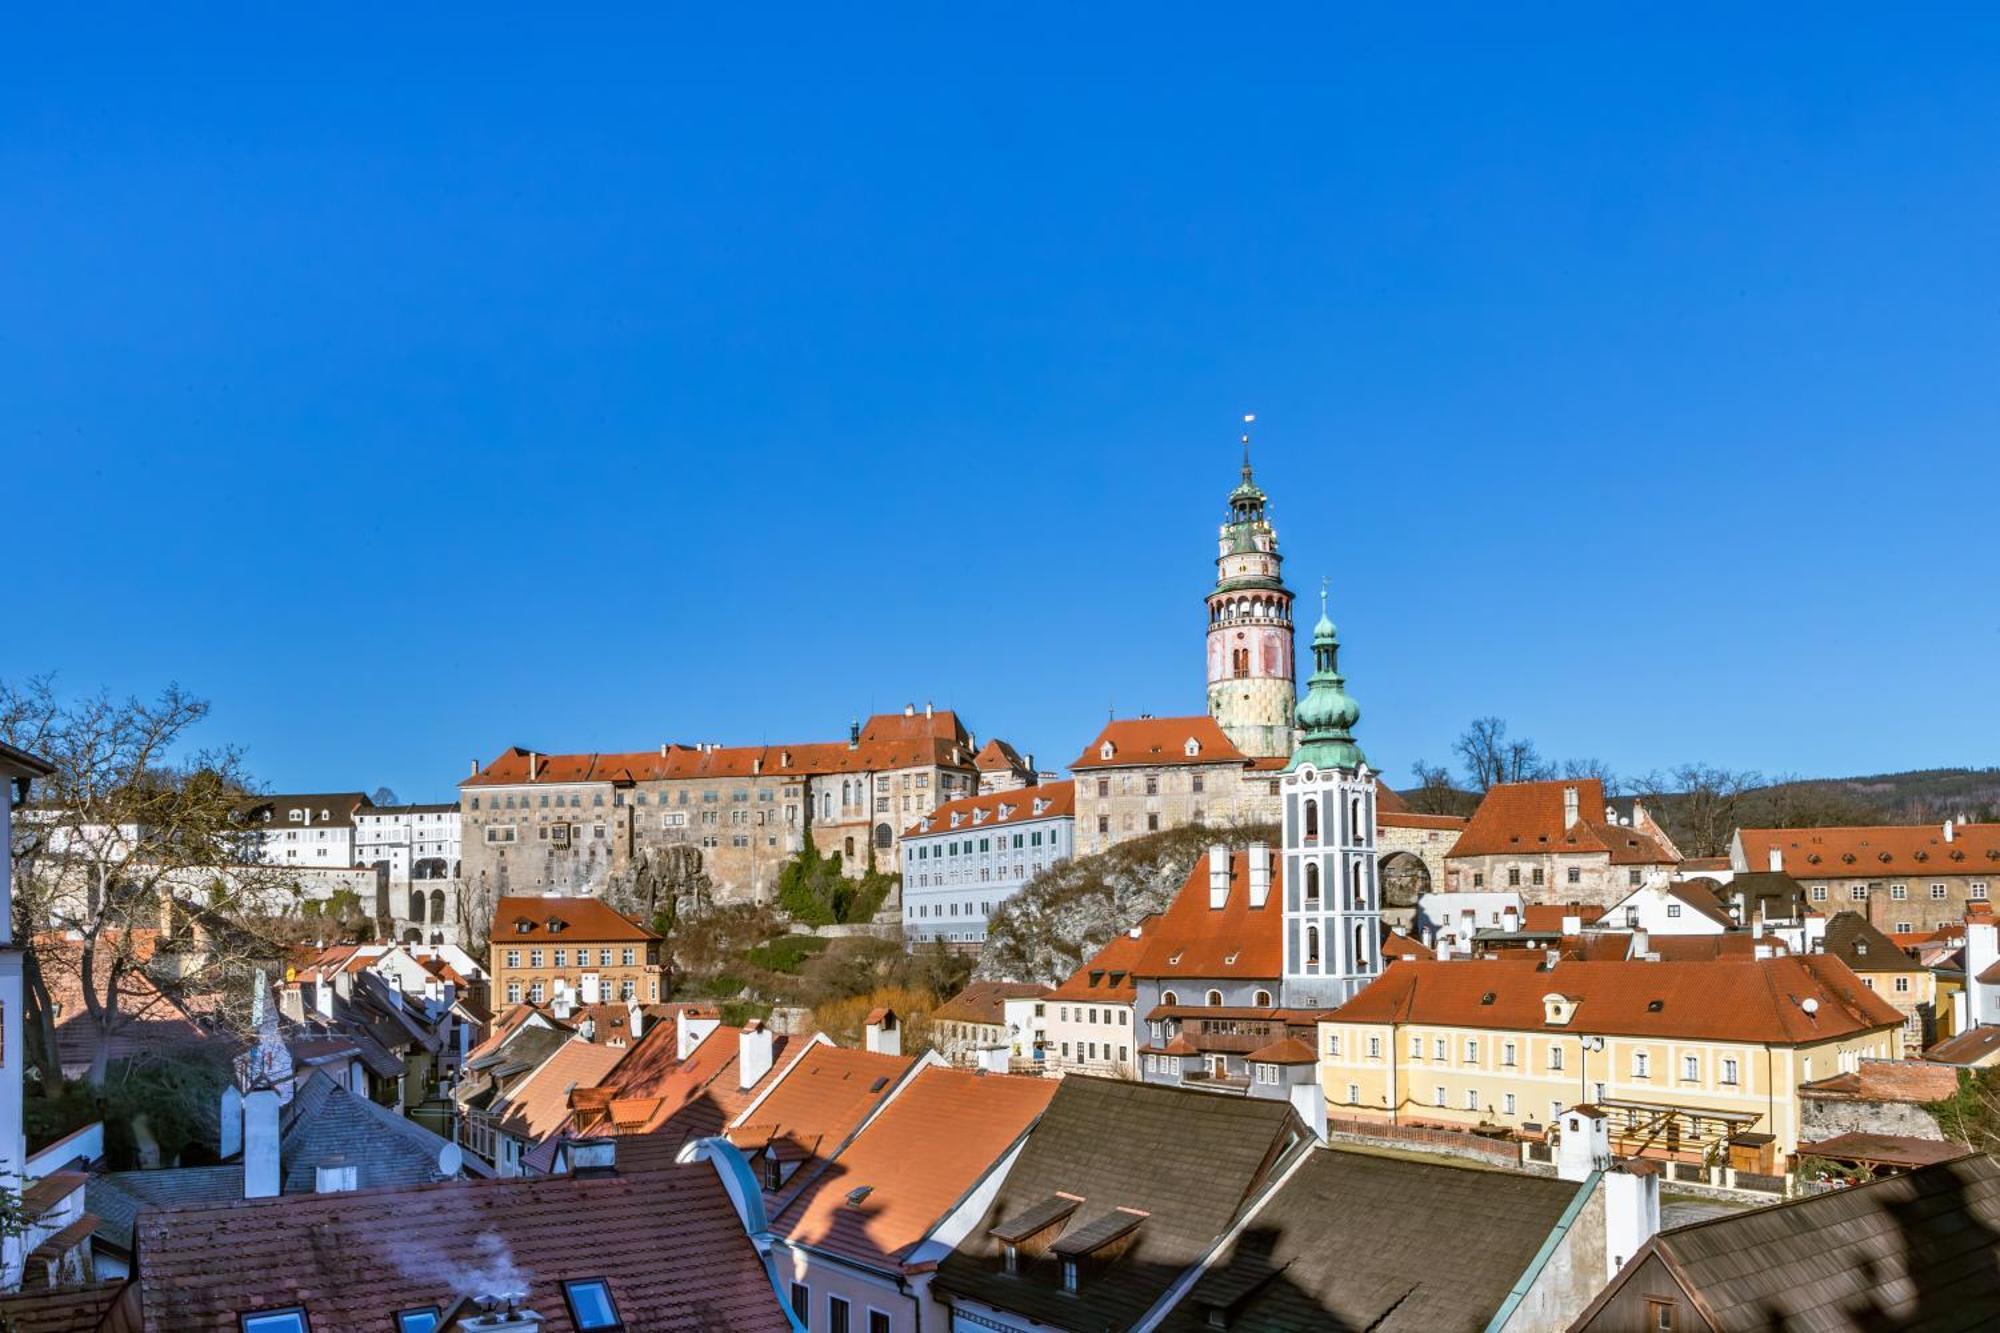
[1559,757,1620,795]
[1405,760,1471,816]
[369,786,401,808]
[1453,717,1553,792]
[1,677,288,1090]
[1634,764,1763,859]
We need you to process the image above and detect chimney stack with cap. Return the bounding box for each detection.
[1208,845,1231,909]
[1248,843,1272,908]
[738,1021,775,1090]
[1768,845,1784,872]
[1563,786,1580,830]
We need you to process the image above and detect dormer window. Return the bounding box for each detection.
[1542,994,1576,1027]
[1033,799,1048,815]
[1184,738,1200,756]
[1063,1260,1080,1291]
[288,810,303,822]
[1100,742,1115,760]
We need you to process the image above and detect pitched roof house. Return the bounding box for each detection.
[1571,1153,2000,1331]
[1448,779,1681,904]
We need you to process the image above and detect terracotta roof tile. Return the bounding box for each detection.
[1131,850,1282,979]
[933,982,1053,1026]
[497,1037,628,1141]
[1049,927,1152,1002]
[492,895,657,943]
[1244,1036,1318,1064]
[731,1044,916,1208]
[905,780,1075,838]
[1070,716,1249,771]
[1800,1058,1961,1104]
[1450,779,1677,865]
[464,728,975,789]
[1331,956,1904,1045]
[773,1066,1056,1268]
[1739,822,2000,878]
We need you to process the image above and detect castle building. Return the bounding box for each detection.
[1279,593,1383,1009]
[1205,436,1297,760]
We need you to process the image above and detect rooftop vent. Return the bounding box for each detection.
[846,1185,874,1207]
[1646,1000,1664,1013]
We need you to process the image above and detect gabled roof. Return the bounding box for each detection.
[1049,925,1152,1003]
[492,895,657,943]
[773,1066,1056,1269]
[935,1077,1309,1331]
[1130,850,1282,979]
[1739,822,2000,879]
[496,1037,629,1142]
[1924,1025,2000,1066]
[906,779,1075,839]
[1450,779,1678,865]
[236,792,370,826]
[0,1281,124,1333]
[1070,716,1250,771]
[729,1044,916,1208]
[1822,911,1924,973]
[974,738,1028,772]
[463,729,975,789]
[1572,1154,2000,1331]
[1157,1146,1586,1332]
[128,1166,793,1332]
[1330,956,1905,1045]
[934,981,1053,1027]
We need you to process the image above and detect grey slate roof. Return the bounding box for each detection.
[1590,1152,2000,1331]
[88,1070,457,1252]
[1157,1147,1585,1332]
[1824,910,1925,973]
[934,1077,1309,1331]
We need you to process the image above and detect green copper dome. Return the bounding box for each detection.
[1288,590,1366,772]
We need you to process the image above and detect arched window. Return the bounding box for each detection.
[1161,990,1179,1007]
[430,888,446,923]
[1350,796,1364,838]
[1306,926,1321,967]
[874,822,893,849]
[1304,799,1319,841]
[1304,861,1320,904]
[409,891,425,923]
[1206,989,1223,1007]
[1254,989,1273,1007]
[1354,922,1370,972]
[844,836,856,859]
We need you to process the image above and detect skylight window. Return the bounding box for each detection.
[563,1279,623,1331]
[395,1310,440,1333]
[240,1310,310,1333]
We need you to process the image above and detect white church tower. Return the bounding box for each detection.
[1279,589,1381,1009]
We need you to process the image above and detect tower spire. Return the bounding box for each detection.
[1241,412,1255,483]
[1288,578,1364,771]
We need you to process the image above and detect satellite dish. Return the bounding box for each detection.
[1801,997,1819,1015]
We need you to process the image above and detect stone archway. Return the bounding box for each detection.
[1379,851,1431,928]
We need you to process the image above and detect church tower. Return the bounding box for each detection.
[1278,589,1381,1009]
[1205,422,1297,759]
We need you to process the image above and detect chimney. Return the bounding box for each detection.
[1945,820,1956,844]
[1208,845,1230,909]
[577,1014,596,1042]
[677,1009,720,1061]
[1561,913,1581,936]
[1563,786,1580,830]
[660,743,667,758]
[1557,1105,1610,1182]
[1602,1162,1663,1280]
[865,1008,902,1056]
[1289,1082,1328,1144]
[977,1044,1012,1074]
[739,1021,776,1090]
[1767,845,1784,872]
[528,752,538,782]
[627,1000,644,1040]
[849,720,860,749]
[926,700,934,718]
[243,1083,281,1199]
[469,759,479,776]
[1502,905,1521,933]
[550,990,573,1020]
[1632,929,1651,958]
[219,1084,243,1159]
[1248,843,1272,909]
[447,1297,546,1331]
[904,702,915,717]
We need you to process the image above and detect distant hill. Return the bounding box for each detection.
[1735,768,2000,826]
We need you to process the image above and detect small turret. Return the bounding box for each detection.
[1288,584,1365,772]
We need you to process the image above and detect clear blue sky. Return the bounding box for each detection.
[5,6,1997,802]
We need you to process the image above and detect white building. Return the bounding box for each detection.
[901,781,1074,946]
[237,792,369,868]
[1596,879,1734,936]
[355,802,461,883]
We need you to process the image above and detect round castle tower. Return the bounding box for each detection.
[1205,427,1298,759]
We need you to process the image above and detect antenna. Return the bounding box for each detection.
[1240,412,1255,477]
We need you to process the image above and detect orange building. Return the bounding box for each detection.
[489,895,663,1008]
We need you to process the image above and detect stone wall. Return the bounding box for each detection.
[1074,762,1282,857]
[1801,1093,1945,1143]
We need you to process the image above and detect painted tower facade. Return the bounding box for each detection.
[1279,594,1381,1009]
[1205,434,1297,759]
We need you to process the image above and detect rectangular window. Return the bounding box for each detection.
[1894,976,1911,993]
[1852,885,1869,901]
[1722,1058,1739,1086]
[1347,1082,1360,1103]
[1933,884,1949,899]
[1502,1041,1516,1067]
[1891,883,1907,900]
[1633,1051,1650,1078]
[1410,1035,1422,1059]
[868,1313,891,1333]
[241,1313,310,1333]
[1975,883,1990,901]
[562,1280,622,1330]
[1434,1086,1447,1107]
[504,950,520,968]
[1434,1037,1446,1061]
[1682,1055,1699,1081]
[1464,1038,1478,1063]
[789,1285,808,1321]
[396,1311,440,1333]
[1567,866,1581,885]
[829,1296,851,1333]
[1367,1036,1381,1058]
[529,950,544,967]
[1812,886,1828,902]
[1503,1093,1516,1115]
[1466,1088,1479,1110]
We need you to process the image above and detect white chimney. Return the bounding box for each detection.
[865,1009,902,1057]
[1561,913,1581,936]
[1436,936,1454,962]
[1602,1162,1662,1279]
[1563,786,1580,830]
[1632,929,1651,958]
[1944,821,1956,844]
[1289,1082,1328,1144]
[243,1085,282,1199]
[1767,846,1784,872]
[580,973,602,1005]
[677,1009,720,1061]
[469,759,479,776]
[1248,843,1272,909]
[977,1045,1012,1074]
[219,1084,243,1159]
[628,1001,644,1040]
[738,1022,775,1090]
[1502,905,1521,933]
[1208,845,1230,909]
[528,752,538,782]
[1557,1106,1610,1182]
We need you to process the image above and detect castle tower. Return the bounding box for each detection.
[1279,589,1381,1008]
[1205,422,1297,759]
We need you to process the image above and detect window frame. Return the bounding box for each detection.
[561,1278,624,1331]
[395,1310,441,1333]
[239,1310,310,1333]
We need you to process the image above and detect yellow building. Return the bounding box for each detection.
[1821,910,1937,1045]
[1319,955,1904,1165]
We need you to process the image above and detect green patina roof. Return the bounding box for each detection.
[1287,599,1365,772]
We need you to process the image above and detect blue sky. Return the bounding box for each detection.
[4,6,1997,801]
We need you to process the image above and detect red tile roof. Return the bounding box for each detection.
[860,709,971,745]
[464,727,975,789]
[128,1167,792,1331]
[1330,956,1904,1045]
[1450,779,1678,865]
[773,1066,1056,1268]
[1378,811,1466,832]
[492,895,657,943]
[974,738,1028,772]
[934,981,1053,1026]
[498,1037,629,1141]
[33,931,207,1076]
[730,1044,917,1206]
[1130,849,1283,979]
[1245,1036,1318,1064]
[1070,716,1249,771]
[1739,823,2000,879]
[584,1026,806,1159]
[1381,931,1434,961]
[1800,1058,1962,1104]
[905,780,1075,839]
[1049,926,1152,1003]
